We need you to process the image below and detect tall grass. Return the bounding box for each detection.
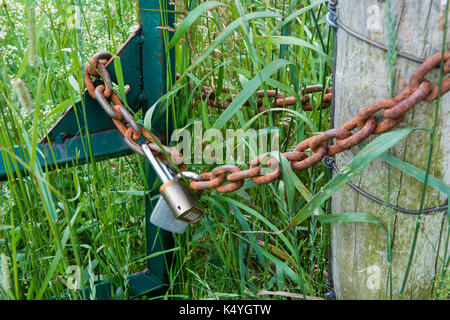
[0,0,335,300]
[0,0,145,300]
[162,0,334,299]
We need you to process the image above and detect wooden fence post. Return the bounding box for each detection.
[331,0,449,299]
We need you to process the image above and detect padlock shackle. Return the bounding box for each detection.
[142,143,171,184]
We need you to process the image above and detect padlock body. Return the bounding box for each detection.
[160,180,204,223]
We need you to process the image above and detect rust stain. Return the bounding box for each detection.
[438,10,446,31]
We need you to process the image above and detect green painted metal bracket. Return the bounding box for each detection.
[1,0,175,299]
[0,130,131,181]
[41,28,145,144]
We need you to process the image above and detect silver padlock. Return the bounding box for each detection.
[149,171,204,233]
[142,144,204,224]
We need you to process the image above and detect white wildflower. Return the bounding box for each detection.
[27,6,38,67]
[0,253,12,294]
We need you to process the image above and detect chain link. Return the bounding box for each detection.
[84,51,449,193]
[83,52,186,171]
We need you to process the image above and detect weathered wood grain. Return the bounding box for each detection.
[331,0,449,299]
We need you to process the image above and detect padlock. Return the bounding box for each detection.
[149,172,203,233]
[142,144,204,224]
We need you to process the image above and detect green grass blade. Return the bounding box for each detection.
[36,209,78,299]
[15,12,47,79]
[279,153,295,212]
[255,36,331,63]
[274,0,328,33]
[242,107,317,133]
[167,1,227,49]
[237,233,310,295]
[380,152,450,195]
[113,56,128,107]
[315,212,388,233]
[178,11,282,81]
[44,97,81,120]
[232,67,298,97]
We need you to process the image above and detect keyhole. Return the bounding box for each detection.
[177,205,182,211]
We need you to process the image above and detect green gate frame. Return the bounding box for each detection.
[0,0,175,299]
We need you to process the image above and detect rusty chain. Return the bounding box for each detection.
[200,83,332,112]
[84,51,449,194]
[174,72,332,111]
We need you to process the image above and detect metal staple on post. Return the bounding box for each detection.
[326,0,338,29]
